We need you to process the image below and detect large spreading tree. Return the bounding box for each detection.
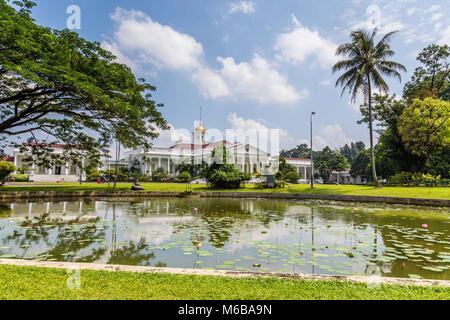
[0,0,168,168]
[333,29,406,187]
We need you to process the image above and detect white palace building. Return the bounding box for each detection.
[12,122,314,182]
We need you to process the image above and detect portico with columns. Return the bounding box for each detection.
[284,158,313,181]
[114,122,273,177]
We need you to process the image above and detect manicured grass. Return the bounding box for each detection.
[1,182,449,200]
[0,265,449,300]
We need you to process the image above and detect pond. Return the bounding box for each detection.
[0,197,449,280]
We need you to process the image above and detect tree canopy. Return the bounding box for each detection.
[404,44,450,101]
[398,98,450,162]
[314,147,349,182]
[0,0,168,165]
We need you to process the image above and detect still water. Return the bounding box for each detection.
[0,198,449,280]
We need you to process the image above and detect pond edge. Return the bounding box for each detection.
[0,191,449,207]
[1,259,449,288]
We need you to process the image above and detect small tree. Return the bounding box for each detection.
[398,98,450,171]
[206,164,251,189]
[176,171,192,183]
[284,171,300,184]
[0,161,15,185]
[315,147,349,183]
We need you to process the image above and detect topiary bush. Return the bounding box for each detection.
[11,174,29,182]
[152,168,169,182]
[388,172,414,185]
[206,164,251,189]
[176,171,192,183]
[284,171,300,184]
[0,161,15,186]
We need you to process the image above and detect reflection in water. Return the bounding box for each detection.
[0,198,449,280]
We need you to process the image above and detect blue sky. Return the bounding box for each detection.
[30,0,450,150]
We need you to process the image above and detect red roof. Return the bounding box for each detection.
[1,156,14,162]
[170,140,236,150]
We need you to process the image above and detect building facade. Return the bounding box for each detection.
[10,124,314,183]
[109,124,280,177]
[12,145,86,182]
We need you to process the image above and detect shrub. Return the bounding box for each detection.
[0,161,15,185]
[87,169,101,182]
[176,171,192,183]
[388,172,449,187]
[206,164,251,189]
[284,171,300,184]
[11,174,29,182]
[152,168,169,182]
[388,172,413,185]
[138,174,152,183]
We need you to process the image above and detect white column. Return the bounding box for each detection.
[158,158,162,170]
[13,154,18,173]
[48,167,53,175]
[81,157,86,181]
[303,167,307,180]
[65,162,69,175]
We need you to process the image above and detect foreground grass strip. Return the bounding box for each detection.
[1,265,450,300]
[1,182,449,200]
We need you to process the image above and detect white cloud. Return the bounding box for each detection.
[438,26,450,45]
[274,16,338,69]
[425,5,440,13]
[227,112,272,132]
[407,7,418,16]
[318,79,332,87]
[191,67,230,99]
[109,8,203,71]
[192,55,306,105]
[105,7,305,105]
[431,13,443,23]
[314,124,353,150]
[101,41,137,70]
[229,1,256,14]
[227,113,298,149]
[216,54,308,104]
[152,124,191,147]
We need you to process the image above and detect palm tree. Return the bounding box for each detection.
[333,29,406,187]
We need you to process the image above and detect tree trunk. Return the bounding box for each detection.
[367,79,381,187]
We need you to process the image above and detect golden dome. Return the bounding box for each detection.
[195,124,206,134]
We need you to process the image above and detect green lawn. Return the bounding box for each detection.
[1,182,449,200]
[0,265,449,300]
